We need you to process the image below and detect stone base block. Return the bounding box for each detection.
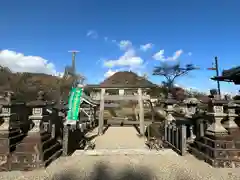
[10,131,62,171]
[228,128,240,139]
[0,129,25,154]
[0,154,11,171]
[189,134,240,168]
[62,126,85,156]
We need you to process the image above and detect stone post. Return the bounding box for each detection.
[196,119,205,139]
[53,100,67,143]
[188,125,195,142]
[206,99,228,136]
[138,88,145,135]
[98,88,105,135]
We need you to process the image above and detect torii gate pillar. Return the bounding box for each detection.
[138,88,145,135]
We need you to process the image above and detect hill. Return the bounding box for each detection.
[0,68,207,101]
[0,66,74,101]
[100,71,157,87]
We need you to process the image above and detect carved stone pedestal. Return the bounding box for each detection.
[0,93,27,171]
[191,128,240,167]
[10,92,62,171]
[189,99,240,168]
[11,131,62,171]
[0,128,24,171]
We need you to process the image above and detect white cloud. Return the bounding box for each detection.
[140,43,153,52]
[167,49,183,61]
[118,40,132,50]
[153,49,183,61]
[0,49,58,75]
[103,48,143,68]
[86,30,98,39]
[128,61,148,72]
[153,49,165,61]
[104,39,148,70]
[188,52,192,56]
[104,69,118,78]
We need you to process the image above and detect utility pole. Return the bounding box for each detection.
[68,50,79,87]
[68,50,79,75]
[215,56,221,96]
[208,56,221,96]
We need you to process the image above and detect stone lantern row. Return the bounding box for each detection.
[0,91,61,137]
[163,94,240,140]
[206,99,239,135]
[164,94,200,124]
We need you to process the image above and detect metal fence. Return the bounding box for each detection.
[164,121,187,155]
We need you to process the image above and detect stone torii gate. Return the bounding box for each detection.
[86,84,156,136]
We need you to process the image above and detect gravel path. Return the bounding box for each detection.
[90,126,146,149]
[1,153,239,180]
[0,127,239,180]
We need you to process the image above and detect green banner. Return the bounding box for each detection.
[67,87,83,121]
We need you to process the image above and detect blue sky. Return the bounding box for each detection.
[1,0,240,94]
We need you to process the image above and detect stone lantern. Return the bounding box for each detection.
[0,91,26,132]
[223,102,239,134]
[183,98,199,142]
[206,99,228,136]
[0,91,27,170]
[183,98,199,118]
[0,92,14,131]
[12,91,61,170]
[27,91,51,133]
[164,93,177,124]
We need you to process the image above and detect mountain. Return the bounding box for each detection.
[100,71,157,87]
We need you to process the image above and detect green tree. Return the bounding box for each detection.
[153,63,198,91]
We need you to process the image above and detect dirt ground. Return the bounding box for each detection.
[0,127,239,180]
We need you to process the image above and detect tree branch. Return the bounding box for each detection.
[153,63,198,89]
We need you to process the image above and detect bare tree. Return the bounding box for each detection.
[153,62,198,91]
